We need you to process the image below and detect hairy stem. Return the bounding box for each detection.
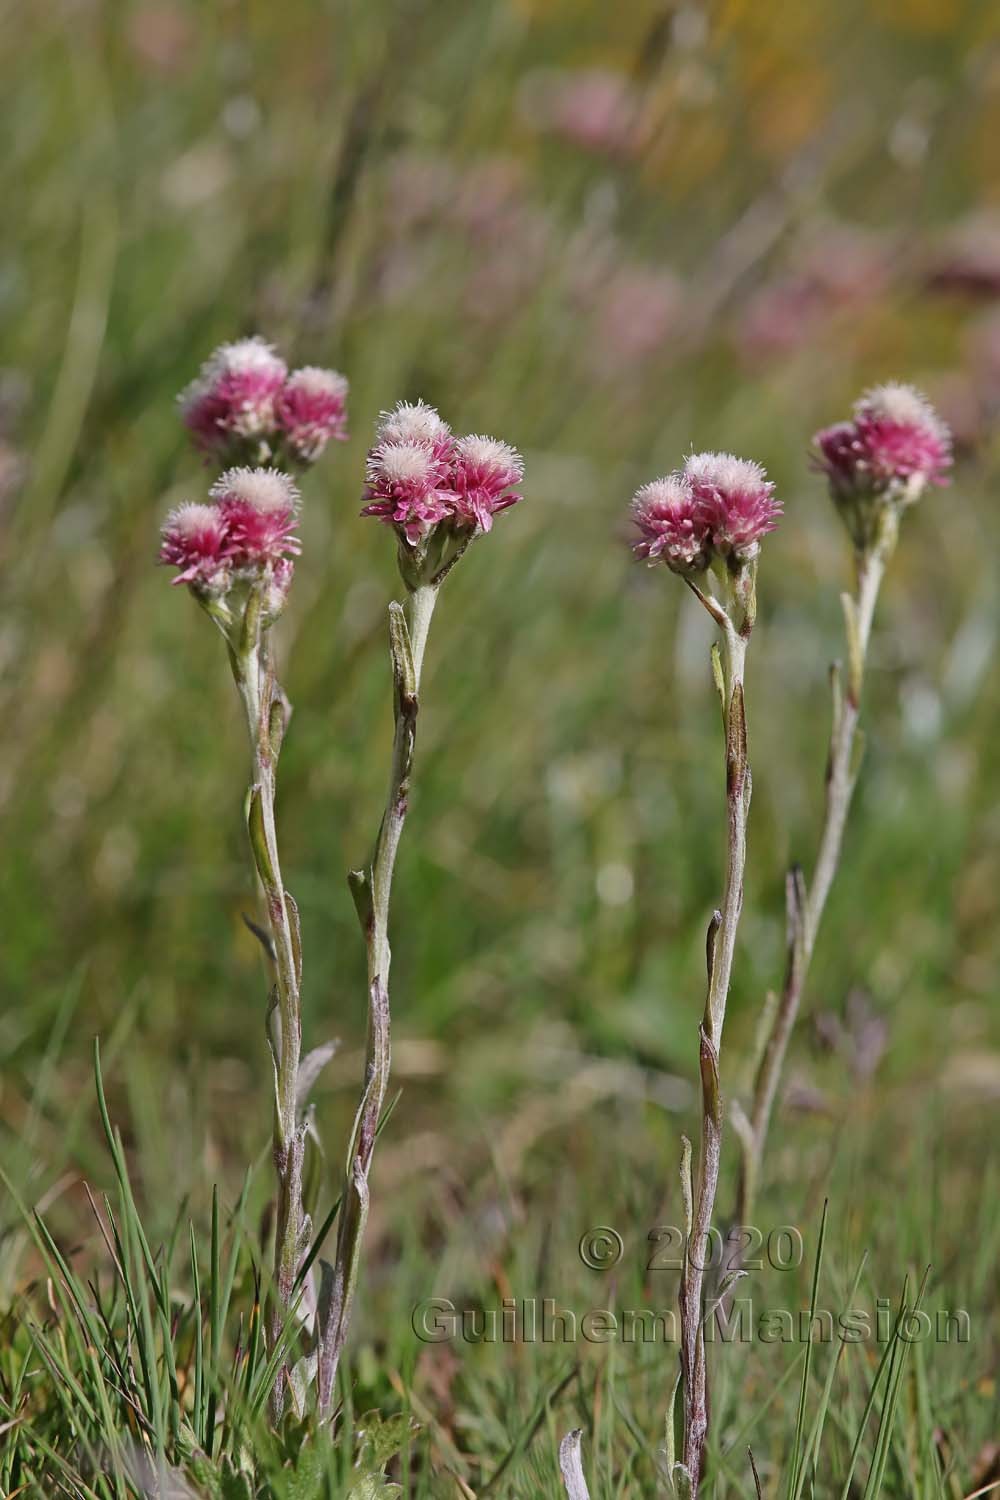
[231,589,304,1412]
[317,582,438,1412]
[680,616,752,1494]
[736,543,886,1227]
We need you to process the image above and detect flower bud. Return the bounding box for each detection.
[262,556,296,623]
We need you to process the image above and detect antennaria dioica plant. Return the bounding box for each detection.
[586,386,952,1497]
[165,337,350,1409]
[733,384,953,1228]
[629,451,782,1494]
[160,369,523,1421]
[6,350,953,1495]
[316,407,524,1409]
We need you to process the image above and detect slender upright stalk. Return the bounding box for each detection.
[312,395,523,1412]
[317,582,438,1412]
[804,548,884,940]
[367,583,437,986]
[161,342,351,1419]
[628,451,780,1499]
[735,538,886,1228]
[733,380,954,1230]
[679,601,753,1496]
[228,587,306,1407]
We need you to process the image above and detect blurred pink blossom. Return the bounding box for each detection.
[736,223,891,362]
[179,338,287,455]
[276,366,349,462]
[518,68,642,157]
[592,264,683,371]
[815,383,951,500]
[923,214,1000,300]
[127,3,193,73]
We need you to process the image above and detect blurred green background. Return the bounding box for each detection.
[2,0,1000,1486]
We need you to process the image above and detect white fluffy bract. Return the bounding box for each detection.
[210,466,300,512]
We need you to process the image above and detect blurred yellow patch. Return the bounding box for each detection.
[749,65,831,157]
[873,0,966,33]
[969,94,1000,191]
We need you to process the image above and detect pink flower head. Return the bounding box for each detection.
[361,438,453,544]
[159,502,232,589]
[361,402,524,552]
[815,383,952,502]
[276,366,349,462]
[179,337,288,454]
[210,466,301,565]
[375,400,454,461]
[631,474,709,572]
[449,434,523,532]
[685,452,782,559]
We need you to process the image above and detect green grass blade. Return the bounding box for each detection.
[786,1199,829,1500]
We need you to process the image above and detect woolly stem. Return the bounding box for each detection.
[230,586,304,1416]
[736,539,887,1228]
[680,606,753,1495]
[317,581,438,1412]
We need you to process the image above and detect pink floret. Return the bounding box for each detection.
[631,474,709,571]
[685,452,782,557]
[159,503,233,587]
[448,434,523,532]
[361,438,454,544]
[210,467,301,565]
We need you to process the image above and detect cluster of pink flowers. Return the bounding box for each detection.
[361,401,523,545]
[814,383,952,504]
[632,452,782,574]
[159,467,300,593]
[179,338,348,465]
